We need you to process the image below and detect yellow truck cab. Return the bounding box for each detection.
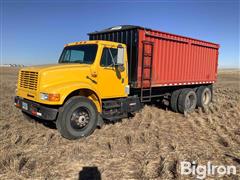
[15,40,140,139]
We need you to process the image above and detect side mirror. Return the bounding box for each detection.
[117,47,124,65]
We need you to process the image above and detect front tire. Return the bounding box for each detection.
[56,96,98,140]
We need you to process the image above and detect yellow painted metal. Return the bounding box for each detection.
[16,40,128,112]
[97,44,128,98]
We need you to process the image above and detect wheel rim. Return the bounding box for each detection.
[70,107,90,130]
[203,90,211,105]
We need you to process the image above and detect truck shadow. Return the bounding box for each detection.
[141,98,169,111]
[151,100,169,110]
[78,166,101,180]
[24,113,57,129]
[37,119,56,129]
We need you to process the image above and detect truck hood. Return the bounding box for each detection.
[22,63,90,72]
[20,64,93,90]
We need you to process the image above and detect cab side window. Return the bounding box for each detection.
[100,48,118,67]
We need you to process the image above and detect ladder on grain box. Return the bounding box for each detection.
[140,41,154,102]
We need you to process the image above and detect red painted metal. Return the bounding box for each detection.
[137,29,219,88]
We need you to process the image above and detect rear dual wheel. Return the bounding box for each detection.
[170,89,182,112]
[170,86,212,114]
[178,89,197,113]
[170,88,197,113]
[196,86,212,108]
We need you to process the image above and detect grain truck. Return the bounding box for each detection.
[14,25,219,139]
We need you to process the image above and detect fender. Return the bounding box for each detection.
[40,81,102,112]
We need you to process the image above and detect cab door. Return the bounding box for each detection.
[97,46,128,98]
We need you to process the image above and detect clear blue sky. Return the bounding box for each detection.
[1,0,239,68]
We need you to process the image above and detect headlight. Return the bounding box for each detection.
[40,93,60,101]
[40,93,48,100]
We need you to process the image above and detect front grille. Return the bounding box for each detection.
[20,71,38,90]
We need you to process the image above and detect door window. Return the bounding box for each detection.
[100,48,118,67]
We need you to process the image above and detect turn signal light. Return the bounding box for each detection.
[48,94,60,101]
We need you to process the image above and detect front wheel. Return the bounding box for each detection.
[56,96,98,140]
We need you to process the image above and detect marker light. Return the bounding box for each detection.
[48,93,60,101]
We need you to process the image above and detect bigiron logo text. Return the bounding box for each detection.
[180,161,237,179]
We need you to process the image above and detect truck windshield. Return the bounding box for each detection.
[59,44,98,64]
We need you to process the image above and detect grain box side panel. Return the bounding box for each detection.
[137,29,219,88]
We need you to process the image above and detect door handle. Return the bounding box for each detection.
[86,76,97,84]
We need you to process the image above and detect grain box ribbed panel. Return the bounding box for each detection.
[138,29,219,87]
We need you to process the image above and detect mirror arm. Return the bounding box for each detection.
[108,48,116,66]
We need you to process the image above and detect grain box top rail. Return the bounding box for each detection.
[88,25,220,48]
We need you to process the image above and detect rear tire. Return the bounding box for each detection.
[196,86,212,108]
[170,89,182,112]
[56,96,98,140]
[178,88,197,113]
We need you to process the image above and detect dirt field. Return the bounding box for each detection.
[0,67,239,179]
